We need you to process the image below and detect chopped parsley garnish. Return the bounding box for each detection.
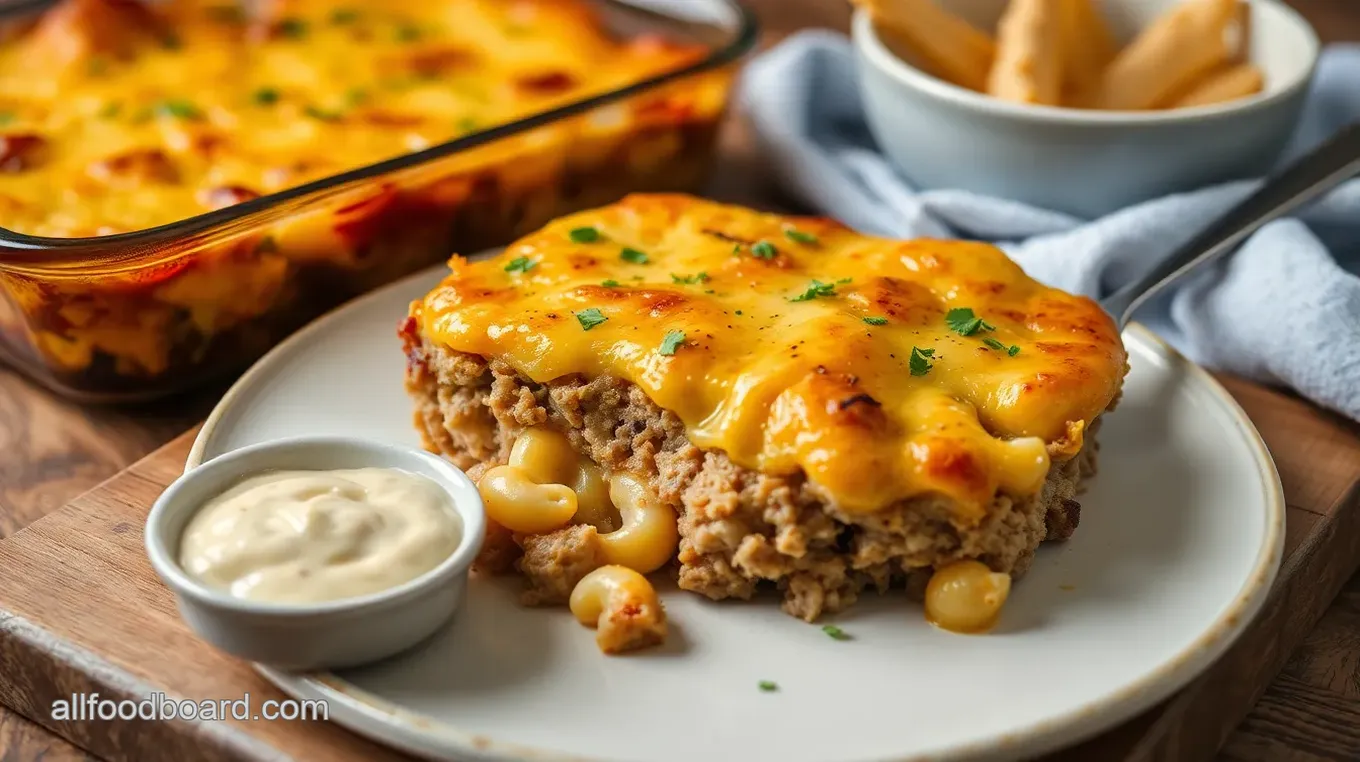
[569,226,601,244]
[790,279,849,302]
[732,244,744,255]
[345,87,370,106]
[503,257,536,274]
[277,18,308,39]
[750,240,777,259]
[395,23,423,42]
[97,102,121,119]
[909,346,935,376]
[735,310,744,316]
[945,307,995,337]
[758,680,778,692]
[600,279,619,287]
[784,228,818,245]
[619,247,650,264]
[252,87,280,106]
[659,331,686,356]
[862,316,888,326]
[456,117,478,133]
[671,272,710,285]
[574,308,607,331]
[303,105,342,122]
[983,338,1020,356]
[154,100,203,120]
[822,625,849,640]
[330,8,359,24]
[0,111,13,126]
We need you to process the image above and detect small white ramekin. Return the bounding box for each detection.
[145,436,486,671]
[853,0,1320,218]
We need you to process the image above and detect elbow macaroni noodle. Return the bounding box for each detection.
[600,473,679,574]
[569,565,658,625]
[514,428,621,533]
[924,560,1012,634]
[509,428,581,486]
[478,428,678,573]
[478,465,578,535]
[569,564,667,654]
[572,463,620,535]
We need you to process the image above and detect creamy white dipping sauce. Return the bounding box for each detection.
[178,468,462,604]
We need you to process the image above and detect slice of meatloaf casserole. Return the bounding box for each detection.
[400,194,1128,630]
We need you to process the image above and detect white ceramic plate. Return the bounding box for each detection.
[188,264,1284,762]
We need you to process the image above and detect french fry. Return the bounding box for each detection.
[1228,0,1251,64]
[1092,0,1240,110]
[1168,62,1263,107]
[1057,0,1118,104]
[987,0,1063,106]
[854,0,996,92]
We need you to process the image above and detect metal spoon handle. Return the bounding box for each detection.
[1101,122,1360,328]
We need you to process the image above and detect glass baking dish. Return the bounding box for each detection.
[0,0,756,402]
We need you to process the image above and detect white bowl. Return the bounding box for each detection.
[852,0,1320,218]
[145,436,486,671]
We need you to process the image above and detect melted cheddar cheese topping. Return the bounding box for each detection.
[0,0,710,237]
[413,195,1128,521]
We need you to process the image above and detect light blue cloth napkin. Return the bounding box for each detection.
[740,32,1360,422]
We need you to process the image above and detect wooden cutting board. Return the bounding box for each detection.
[0,377,1356,762]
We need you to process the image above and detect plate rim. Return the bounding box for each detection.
[184,263,1286,762]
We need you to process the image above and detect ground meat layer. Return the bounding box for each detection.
[404,334,1105,621]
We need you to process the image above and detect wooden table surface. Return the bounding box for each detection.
[0,1,1357,760]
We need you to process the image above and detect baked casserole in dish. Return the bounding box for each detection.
[0,0,751,399]
[402,195,1129,645]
